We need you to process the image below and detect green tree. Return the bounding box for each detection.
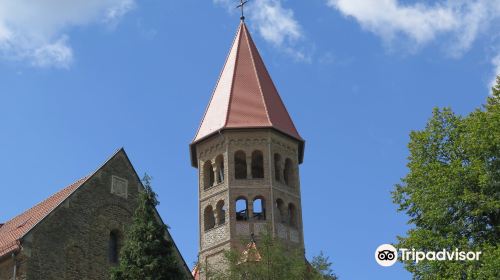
[309,252,338,280]
[392,76,500,279]
[207,229,337,280]
[111,174,185,280]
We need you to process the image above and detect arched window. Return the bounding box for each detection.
[234,151,247,179]
[288,203,297,228]
[204,205,215,231]
[203,161,215,189]
[284,158,294,187]
[215,155,224,184]
[274,153,282,182]
[251,150,264,179]
[109,230,120,264]
[216,200,226,225]
[235,197,248,221]
[276,199,286,223]
[253,197,266,220]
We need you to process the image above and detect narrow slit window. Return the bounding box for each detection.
[234,151,247,179]
[203,161,215,189]
[251,150,264,179]
[109,230,120,264]
[236,198,248,221]
[284,158,294,187]
[274,154,282,182]
[204,205,215,231]
[276,199,286,223]
[216,200,226,225]
[215,155,224,183]
[253,197,266,220]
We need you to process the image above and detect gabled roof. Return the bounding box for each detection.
[0,149,192,277]
[0,177,88,258]
[240,239,262,263]
[190,21,304,166]
[0,149,131,259]
[191,263,200,280]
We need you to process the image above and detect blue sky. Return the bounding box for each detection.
[1,0,499,279]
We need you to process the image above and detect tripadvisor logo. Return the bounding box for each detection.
[375,244,482,267]
[375,244,398,267]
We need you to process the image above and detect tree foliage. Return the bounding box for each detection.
[392,76,500,279]
[111,174,185,280]
[207,228,337,280]
[309,252,338,280]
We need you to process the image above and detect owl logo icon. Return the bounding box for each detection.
[375,244,398,267]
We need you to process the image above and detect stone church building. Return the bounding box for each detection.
[0,149,192,279]
[0,18,307,280]
[191,21,306,279]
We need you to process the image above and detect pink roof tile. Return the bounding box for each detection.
[0,177,87,258]
[240,240,262,263]
[191,263,200,280]
[191,22,304,165]
[190,240,261,279]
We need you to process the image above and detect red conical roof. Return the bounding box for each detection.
[191,22,304,166]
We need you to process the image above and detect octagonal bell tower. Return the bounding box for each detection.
[190,21,306,278]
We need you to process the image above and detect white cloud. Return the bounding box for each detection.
[328,0,499,52]
[104,0,135,27]
[249,0,302,46]
[329,0,457,46]
[214,0,309,62]
[32,36,73,68]
[327,0,500,86]
[0,0,135,68]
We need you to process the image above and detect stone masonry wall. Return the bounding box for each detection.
[0,255,26,280]
[1,150,191,280]
[195,129,305,280]
[23,151,140,280]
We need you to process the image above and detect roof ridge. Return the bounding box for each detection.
[244,23,272,126]
[6,176,87,223]
[190,22,305,166]
[0,148,124,258]
[193,25,242,142]
[0,176,88,257]
[224,23,243,128]
[244,25,301,138]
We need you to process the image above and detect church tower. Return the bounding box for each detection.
[190,20,306,277]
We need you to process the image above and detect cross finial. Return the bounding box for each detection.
[237,0,249,21]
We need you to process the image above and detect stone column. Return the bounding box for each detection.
[213,164,219,185]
